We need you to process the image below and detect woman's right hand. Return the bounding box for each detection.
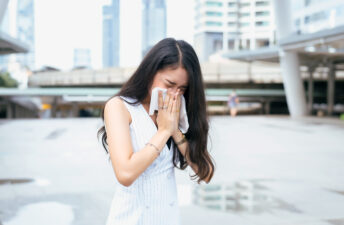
[156,88,179,137]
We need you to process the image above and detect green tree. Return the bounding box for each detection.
[0,71,18,87]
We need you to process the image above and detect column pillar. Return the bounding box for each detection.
[307,65,315,115]
[72,103,79,117]
[6,98,13,119]
[327,63,335,116]
[273,0,308,117]
[234,38,240,50]
[51,96,57,118]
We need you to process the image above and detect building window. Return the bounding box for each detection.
[240,2,250,7]
[213,39,223,52]
[227,22,236,26]
[255,21,269,26]
[228,12,237,17]
[205,21,223,26]
[255,11,270,16]
[240,12,250,17]
[206,11,223,16]
[228,2,236,7]
[205,1,223,7]
[304,11,329,24]
[228,40,235,50]
[256,1,269,6]
[240,22,250,27]
[256,39,270,47]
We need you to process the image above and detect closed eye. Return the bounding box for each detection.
[166,79,188,90]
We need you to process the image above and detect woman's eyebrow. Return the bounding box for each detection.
[166,79,188,88]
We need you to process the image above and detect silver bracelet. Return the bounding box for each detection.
[145,142,161,155]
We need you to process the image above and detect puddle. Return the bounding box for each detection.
[0,178,50,187]
[192,180,303,214]
[263,123,311,133]
[326,218,344,225]
[45,128,66,139]
[3,202,74,225]
[326,188,344,196]
[0,179,34,185]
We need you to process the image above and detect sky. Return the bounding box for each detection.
[33,0,194,70]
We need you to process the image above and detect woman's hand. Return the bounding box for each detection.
[156,88,181,137]
[171,89,181,135]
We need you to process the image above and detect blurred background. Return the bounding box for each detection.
[0,0,344,224]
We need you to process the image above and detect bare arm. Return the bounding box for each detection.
[104,97,170,187]
[172,130,197,173]
[172,129,212,183]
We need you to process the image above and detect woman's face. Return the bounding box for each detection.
[149,66,189,97]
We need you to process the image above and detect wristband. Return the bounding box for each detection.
[175,133,186,145]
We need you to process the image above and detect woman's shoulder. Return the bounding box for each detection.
[104,96,133,125]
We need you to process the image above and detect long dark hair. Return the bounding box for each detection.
[97,37,215,184]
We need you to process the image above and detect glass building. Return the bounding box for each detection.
[194,0,275,62]
[141,0,167,57]
[16,0,35,70]
[292,0,344,34]
[0,0,35,71]
[102,0,120,68]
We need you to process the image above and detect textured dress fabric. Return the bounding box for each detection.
[105,95,181,225]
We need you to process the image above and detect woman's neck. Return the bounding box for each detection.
[141,94,151,106]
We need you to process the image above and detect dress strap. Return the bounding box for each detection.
[118,95,141,127]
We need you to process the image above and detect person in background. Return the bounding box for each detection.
[227,89,240,117]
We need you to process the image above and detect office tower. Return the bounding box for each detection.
[194,0,275,62]
[16,0,35,70]
[0,0,34,70]
[102,0,120,68]
[292,0,344,34]
[142,0,167,57]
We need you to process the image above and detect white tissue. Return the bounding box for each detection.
[149,87,189,133]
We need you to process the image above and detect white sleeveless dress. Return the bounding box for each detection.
[105,95,181,225]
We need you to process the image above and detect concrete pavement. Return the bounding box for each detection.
[0,115,343,225]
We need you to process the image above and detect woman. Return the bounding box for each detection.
[97,38,215,225]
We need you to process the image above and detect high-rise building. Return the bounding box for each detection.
[0,1,10,70]
[16,0,35,70]
[0,0,35,71]
[142,0,167,57]
[73,48,91,69]
[102,0,120,68]
[292,0,344,34]
[102,0,166,67]
[194,0,275,62]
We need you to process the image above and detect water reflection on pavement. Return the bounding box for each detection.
[0,116,344,225]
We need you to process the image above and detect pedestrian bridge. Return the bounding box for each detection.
[1,87,327,118]
[28,62,343,87]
